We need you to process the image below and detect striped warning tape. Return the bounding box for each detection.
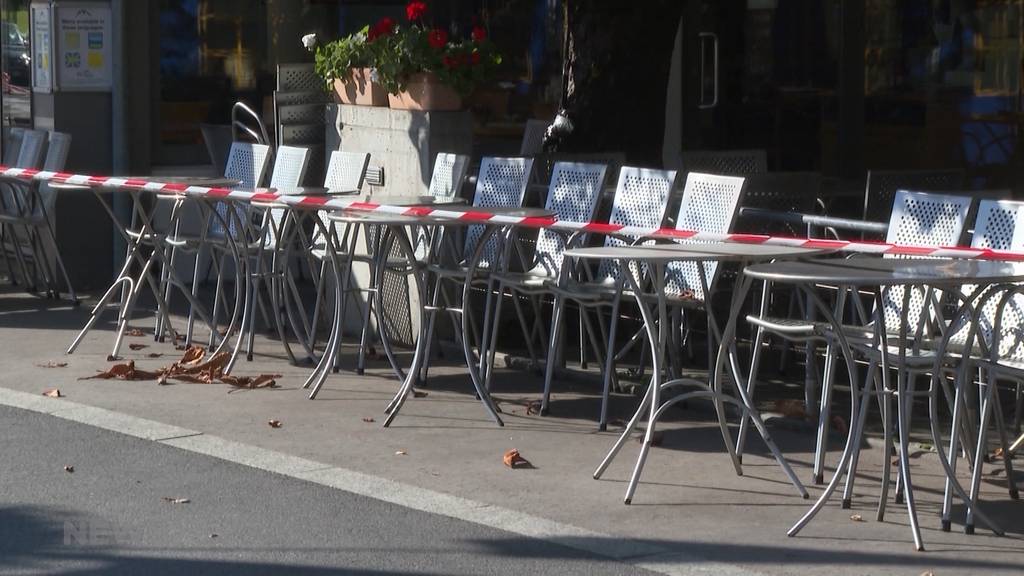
[3,166,1023,262]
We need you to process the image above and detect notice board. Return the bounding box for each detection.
[54,3,112,91]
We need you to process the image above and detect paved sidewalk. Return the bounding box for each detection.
[0,405,656,575]
[1,289,1022,575]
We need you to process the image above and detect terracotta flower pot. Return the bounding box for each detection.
[333,68,388,107]
[388,73,462,111]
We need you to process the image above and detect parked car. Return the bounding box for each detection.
[3,22,30,87]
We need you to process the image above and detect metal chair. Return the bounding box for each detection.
[519,119,549,156]
[0,129,51,291]
[537,167,679,423]
[937,198,1024,533]
[680,149,767,176]
[862,170,963,238]
[169,142,272,350]
[415,157,535,412]
[482,161,609,397]
[741,189,973,543]
[236,145,312,363]
[0,131,75,299]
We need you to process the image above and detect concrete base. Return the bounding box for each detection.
[326,104,473,195]
[327,104,472,335]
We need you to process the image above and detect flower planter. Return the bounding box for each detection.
[388,73,462,111]
[333,68,388,107]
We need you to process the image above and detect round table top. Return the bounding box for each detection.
[49,176,243,191]
[744,256,1024,286]
[564,243,827,262]
[352,194,467,207]
[265,186,330,196]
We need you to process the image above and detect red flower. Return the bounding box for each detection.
[442,55,458,69]
[368,17,395,41]
[406,1,427,21]
[427,28,448,49]
[470,52,481,65]
[471,25,487,43]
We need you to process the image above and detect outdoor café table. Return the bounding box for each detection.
[50,176,243,360]
[300,195,469,399]
[375,205,559,428]
[742,256,1024,550]
[564,242,826,505]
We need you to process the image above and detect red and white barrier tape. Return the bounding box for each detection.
[4,166,1024,262]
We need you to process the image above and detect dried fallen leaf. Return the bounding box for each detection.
[395,450,407,456]
[81,360,161,381]
[128,343,148,351]
[146,353,163,359]
[81,347,278,391]
[209,533,218,539]
[37,361,68,368]
[42,388,63,398]
[993,447,1005,460]
[832,415,848,435]
[526,400,542,415]
[503,448,531,469]
[268,420,282,428]
[768,398,808,420]
[125,328,146,337]
[850,514,864,522]
[412,389,428,398]
[63,465,74,473]
[161,497,190,504]
[635,432,664,447]
[362,417,375,423]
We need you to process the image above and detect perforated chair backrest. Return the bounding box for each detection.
[596,167,678,281]
[264,145,311,246]
[224,142,272,188]
[530,162,607,277]
[429,152,470,199]
[864,169,963,229]
[213,142,272,237]
[879,190,972,333]
[664,173,746,301]
[324,150,370,193]
[412,152,471,259]
[16,130,47,169]
[269,145,311,189]
[960,200,1024,362]
[738,172,821,236]
[3,127,24,166]
[35,132,73,216]
[680,149,767,176]
[312,150,370,248]
[519,119,548,156]
[464,157,535,266]
[43,132,71,172]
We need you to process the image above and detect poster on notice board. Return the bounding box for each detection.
[54,3,112,91]
[30,2,53,92]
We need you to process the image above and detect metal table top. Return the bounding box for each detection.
[744,256,1024,286]
[327,204,555,226]
[265,186,331,196]
[49,176,244,192]
[349,194,467,207]
[565,243,827,262]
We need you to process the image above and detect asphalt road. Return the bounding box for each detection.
[0,405,653,575]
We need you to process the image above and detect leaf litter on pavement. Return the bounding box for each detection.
[81,346,280,391]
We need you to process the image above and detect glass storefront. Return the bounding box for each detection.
[0,0,33,148]
[156,0,563,165]
[147,0,1024,191]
